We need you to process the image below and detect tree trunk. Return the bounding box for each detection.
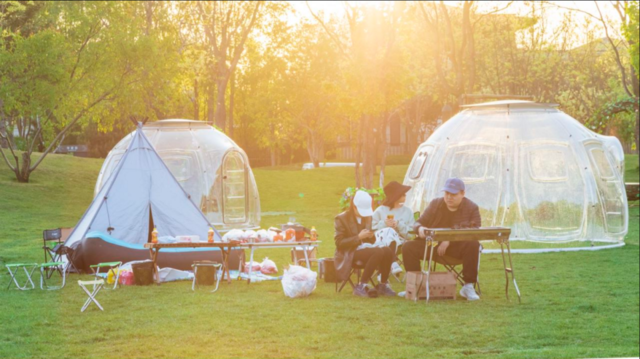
[362,115,374,189]
[355,117,363,188]
[228,72,235,138]
[18,152,30,183]
[306,130,324,168]
[193,79,199,121]
[270,147,276,167]
[631,65,639,154]
[207,82,215,126]
[379,113,391,188]
[215,78,227,131]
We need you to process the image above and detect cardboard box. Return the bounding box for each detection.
[291,247,317,264]
[405,271,456,301]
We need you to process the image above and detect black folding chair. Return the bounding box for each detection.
[42,229,66,279]
[336,261,378,293]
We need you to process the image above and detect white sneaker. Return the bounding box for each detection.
[391,262,403,275]
[459,284,480,301]
[398,291,406,298]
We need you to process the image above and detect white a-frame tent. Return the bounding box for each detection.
[65,125,221,249]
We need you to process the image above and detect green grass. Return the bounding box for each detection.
[0,153,638,359]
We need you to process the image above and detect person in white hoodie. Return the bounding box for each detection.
[371,181,414,275]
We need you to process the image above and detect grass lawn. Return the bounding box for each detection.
[0,153,638,359]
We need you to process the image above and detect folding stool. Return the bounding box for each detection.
[192,261,222,293]
[5,263,38,290]
[39,262,67,290]
[78,279,105,312]
[90,261,122,290]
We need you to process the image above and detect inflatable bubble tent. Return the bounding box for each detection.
[96,120,260,232]
[403,101,628,248]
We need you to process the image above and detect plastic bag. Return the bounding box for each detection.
[243,261,261,273]
[222,229,244,242]
[260,257,278,274]
[266,230,277,242]
[119,270,135,286]
[281,265,317,298]
[243,230,257,242]
[255,229,270,243]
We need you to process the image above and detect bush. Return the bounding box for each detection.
[339,187,386,211]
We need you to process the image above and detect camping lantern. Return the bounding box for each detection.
[403,100,628,250]
[96,120,261,232]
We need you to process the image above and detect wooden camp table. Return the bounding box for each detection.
[144,241,240,285]
[240,240,321,284]
[418,227,521,303]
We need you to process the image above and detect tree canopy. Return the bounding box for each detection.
[0,1,637,184]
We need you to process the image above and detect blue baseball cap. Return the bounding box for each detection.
[441,178,465,194]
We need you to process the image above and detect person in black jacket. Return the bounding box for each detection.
[334,190,396,298]
[402,178,482,301]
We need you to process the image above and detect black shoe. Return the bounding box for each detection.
[376,283,397,297]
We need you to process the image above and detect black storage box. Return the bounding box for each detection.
[132,261,154,286]
[323,258,337,283]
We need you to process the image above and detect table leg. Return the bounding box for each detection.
[149,248,160,286]
[223,247,231,284]
[303,245,311,269]
[247,245,255,284]
[506,240,521,303]
[499,242,510,301]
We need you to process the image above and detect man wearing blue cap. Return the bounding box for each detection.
[402,178,482,301]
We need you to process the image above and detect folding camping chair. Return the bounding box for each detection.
[90,262,122,290]
[335,261,378,293]
[430,244,483,295]
[5,263,38,290]
[39,262,67,290]
[191,261,222,293]
[78,279,105,312]
[42,229,65,279]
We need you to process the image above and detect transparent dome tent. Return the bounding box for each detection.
[96,120,260,232]
[403,100,628,252]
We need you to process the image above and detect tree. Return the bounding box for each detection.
[195,1,262,132]
[555,1,639,152]
[0,2,155,182]
[307,1,406,188]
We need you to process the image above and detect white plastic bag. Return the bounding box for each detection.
[255,229,269,243]
[266,230,277,242]
[281,265,317,298]
[260,257,278,274]
[243,261,261,273]
[222,229,244,242]
[243,230,257,243]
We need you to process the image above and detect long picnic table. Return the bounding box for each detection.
[143,241,240,285]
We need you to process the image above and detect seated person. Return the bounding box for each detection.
[334,190,396,298]
[402,178,482,301]
[372,181,414,274]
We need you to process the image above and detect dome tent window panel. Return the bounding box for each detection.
[450,151,492,183]
[222,151,247,224]
[408,146,432,179]
[518,143,585,238]
[437,144,502,227]
[586,144,626,235]
[527,149,568,182]
[157,151,203,206]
